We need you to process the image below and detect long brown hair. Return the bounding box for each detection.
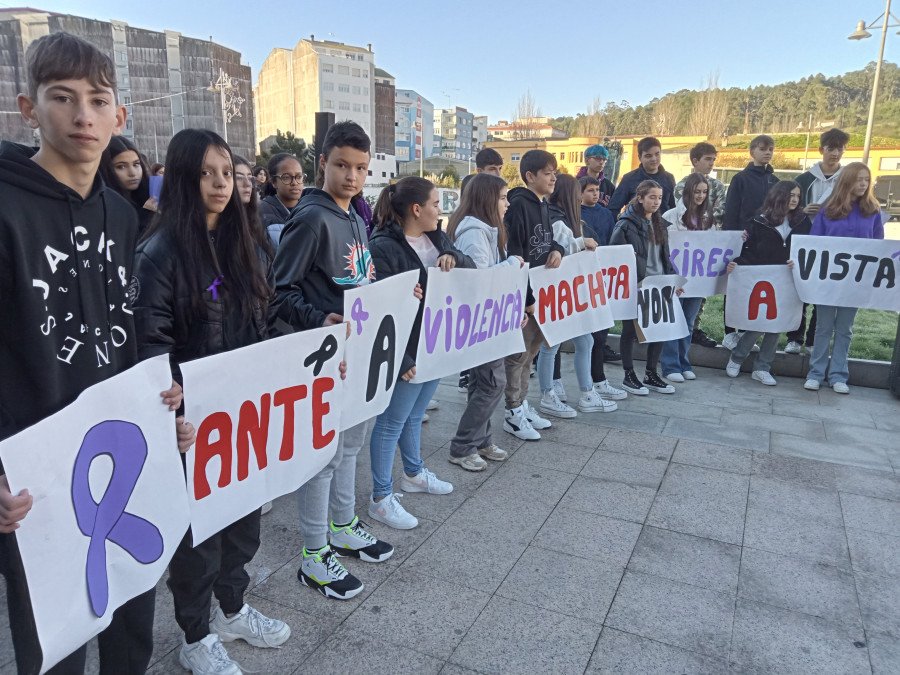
[824,162,880,220]
[761,180,806,228]
[446,173,508,253]
[372,176,434,229]
[549,174,583,237]
[629,180,667,244]
[680,173,713,231]
[234,155,274,258]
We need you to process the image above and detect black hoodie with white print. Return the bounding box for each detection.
[0,141,139,446]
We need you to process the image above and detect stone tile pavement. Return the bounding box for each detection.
[1,356,899,673]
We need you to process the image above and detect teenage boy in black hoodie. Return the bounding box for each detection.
[607,137,676,215]
[273,121,393,601]
[0,32,186,674]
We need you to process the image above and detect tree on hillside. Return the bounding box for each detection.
[501,162,525,189]
[258,130,315,177]
[688,73,729,137]
[511,90,544,139]
[572,97,608,137]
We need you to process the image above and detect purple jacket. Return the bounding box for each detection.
[810,203,885,239]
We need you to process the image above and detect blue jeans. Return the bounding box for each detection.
[807,305,858,385]
[537,333,594,393]
[660,296,704,376]
[369,378,440,499]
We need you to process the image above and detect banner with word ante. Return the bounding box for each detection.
[529,249,614,346]
[725,264,803,333]
[790,234,900,312]
[0,356,189,673]
[594,245,638,319]
[181,326,344,544]
[412,264,529,383]
[668,230,743,297]
[341,270,419,430]
[634,274,690,343]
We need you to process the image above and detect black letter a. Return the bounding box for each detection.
[367,316,396,402]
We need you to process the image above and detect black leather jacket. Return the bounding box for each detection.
[610,204,677,281]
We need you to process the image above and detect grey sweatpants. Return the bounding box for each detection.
[296,418,370,551]
[449,358,506,458]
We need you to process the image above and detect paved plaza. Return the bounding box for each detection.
[1,354,899,674]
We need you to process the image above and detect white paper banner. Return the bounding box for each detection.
[412,264,529,382]
[790,234,900,312]
[725,264,803,333]
[634,274,690,343]
[529,249,615,346]
[181,327,344,544]
[0,356,189,673]
[594,245,638,319]
[341,270,420,430]
[668,230,744,297]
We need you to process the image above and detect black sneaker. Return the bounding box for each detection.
[644,370,675,394]
[457,372,469,393]
[329,517,394,562]
[603,344,621,362]
[622,369,649,396]
[691,328,717,348]
[298,545,364,600]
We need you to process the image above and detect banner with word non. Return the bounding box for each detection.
[725,264,803,333]
[412,264,529,383]
[634,274,690,343]
[181,326,344,545]
[0,356,189,673]
[790,234,900,312]
[341,270,419,430]
[668,230,744,297]
[529,249,615,346]
[594,245,638,319]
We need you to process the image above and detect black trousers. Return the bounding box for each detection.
[168,508,261,644]
[620,321,662,372]
[787,304,817,346]
[0,532,155,675]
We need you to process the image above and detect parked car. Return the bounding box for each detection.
[873,177,900,221]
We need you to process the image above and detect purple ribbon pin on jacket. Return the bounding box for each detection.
[207,275,225,300]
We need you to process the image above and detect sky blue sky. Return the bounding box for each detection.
[23,0,899,121]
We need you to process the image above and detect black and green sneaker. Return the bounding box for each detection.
[329,516,394,562]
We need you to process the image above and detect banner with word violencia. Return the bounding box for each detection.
[668,230,744,298]
[790,234,900,312]
[181,326,344,545]
[634,274,690,343]
[341,270,420,430]
[412,264,529,383]
[594,245,638,319]
[529,249,615,346]
[0,356,189,673]
[725,264,803,333]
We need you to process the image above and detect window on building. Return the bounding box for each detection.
[363,72,368,78]
[323,82,334,91]
[353,103,361,112]
[382,171,387,177]
[511,154,521,161]
[324,99,333,108]
[352,68,360,77]
[338,84,350,93]
[338,65,349,75]
[363,104,369,112]
[364,87,369,95]
[339,101,350,110]
[352,86,361,95]
[322,63,333,73]
[368,170,372,176]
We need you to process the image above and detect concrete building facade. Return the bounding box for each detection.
[434,106,474,161]
[473,115,488,153]
[394,88,433,162]
[373,68,395,156]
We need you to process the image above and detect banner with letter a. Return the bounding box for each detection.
[634,274,690,343]
[181,326,344,544]
[668,230,743,297]
[594,245,638,319]
[725,264,803,333]
[0,355,189,673]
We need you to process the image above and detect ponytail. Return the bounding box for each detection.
[372,176,434,229]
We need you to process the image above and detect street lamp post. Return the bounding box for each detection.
[207,68,245,144]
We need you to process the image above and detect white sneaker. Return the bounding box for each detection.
[722,333,740,351]
[522,400,552,430]
[665,372,685,383]
[750,343,760,353]
[449,453,488,471]
[178,634,240,675]
[477,444,509,461]
[784,341,802,354]
[682,371,696,380]
[540,390,577,418]
[210,604,290,648]
[367,494,418,530]
[593,380,627,400]
[400,468,453,495]
[552,379,567,402]
[260,500,273,515]
[503,406,541,441]
[426,399,439,411]
[578,389,617,413]
[832,381,850,394]
[804,379,820,391]
[751,370,777,386]
[726,360,741,378]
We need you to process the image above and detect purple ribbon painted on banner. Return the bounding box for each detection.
[350,296,369,335]
[891,250,900,259]
[207,275,225,300]
[71,421,164,617]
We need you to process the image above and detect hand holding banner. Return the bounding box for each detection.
[634,274,689,343]
[594,245,638,319]
[668,230,743,297]
[725,264,803,333]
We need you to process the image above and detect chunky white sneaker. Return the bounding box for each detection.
[804,379,821,391]
[477,444,509,461]
[682,371,697,380]
[540,390,577,418]
[426,399,439,411]
[751,370,777,386]
[522,400,552,430]
[726,360,741,378]
[210,604,290,648]
[503,405,541,441]
[832,381,850,394]
[400,468,453,494]
[722,333,740,351]
[578,389,617,413]
[449,453,488,471]
[784,341,802,354]
[179,634,241,675]
[552,379,567,402]
[593,380,627,400]
[665,372,685,383]
[367,494,418,530]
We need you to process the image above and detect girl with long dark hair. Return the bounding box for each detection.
[234,154,275,260]
[100,135,156,233]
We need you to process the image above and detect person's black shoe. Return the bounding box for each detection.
[691,328,717,348]
[622,369,649,396]
[643,370,675,394]
[603,344,621,362]
[457,372,469,392]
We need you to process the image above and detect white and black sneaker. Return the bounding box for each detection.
[522,400,552,430]
[298,545,364,600]
[644,371,675,394]
[503,405,541,441]
[622,369,649,396]
[329,516,394,562]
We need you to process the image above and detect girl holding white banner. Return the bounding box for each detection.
[725,181,811,386]
[367,177,475,528]
[805,163,885,394]
[133,129,290,673]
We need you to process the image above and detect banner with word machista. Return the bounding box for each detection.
[725,264,803,333]
[181,326,344,545]
[529,249,615,346]
[634,274,690,343]
[412,264,530,383]
[668,230,744,297]
[594,245,638,319]
[0,356,189,673]
[790,234,900,312]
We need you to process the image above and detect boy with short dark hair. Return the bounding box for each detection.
[576,144,615,207]
[502,149,564,441]
[607,137,676,214]
[273,121,393,602]
[461,147,504,195]
[722,134,778,231]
